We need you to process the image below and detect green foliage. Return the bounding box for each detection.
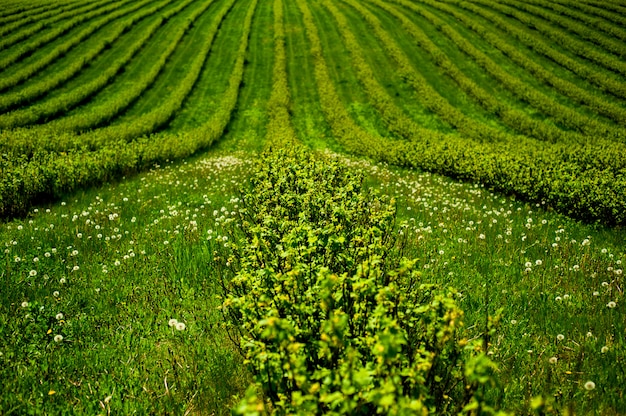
[218,149,501,414]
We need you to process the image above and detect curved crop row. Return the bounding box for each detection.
[0,0,259,219]
[295,0,388,157]
[0,0,74,24]
[0,0,103,41]
[0,0,160,94]
[81,0,243,147]
[0,0,177,112]
[294,0,626,226]
[0,0,115,51]
[410,0,626,128]
[320,0,434,142]
[468,0,626,77]
[525,0,626,42]
[0,0,203,133]
[564,0,626,27]
[380,0,626,140]
[0,0,135,72]
[342,0,519,144]
[440,0,626,100]
[266,0,298,147]
[497,0,626,58]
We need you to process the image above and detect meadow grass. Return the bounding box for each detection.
[2,147,624,414]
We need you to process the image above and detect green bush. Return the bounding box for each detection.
[218,149,503,415]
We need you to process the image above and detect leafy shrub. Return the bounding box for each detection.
[217,148,503,415]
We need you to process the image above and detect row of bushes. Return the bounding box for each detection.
[218,148,500,415]
[0,0,257,220]
[0,0,134,72]
[441,0,626,100]
[498,0,626,58]
[299,0,626,225]
[470,0,626,77]
[0,0,107,41]
[408,0,626,127]
[381,0,626,137]
[265,0,298,148]
[0,0,209,132]
[0,0,179,111]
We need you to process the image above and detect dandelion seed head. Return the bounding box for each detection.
[584,381,595,391]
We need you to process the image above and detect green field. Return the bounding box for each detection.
[1,0,625,413]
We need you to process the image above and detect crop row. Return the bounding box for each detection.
[0,0,103,41]
[321,0,423,142]
[0,0,79,24]
[293,0,626,225]
[0,0,161,94]
[527,0,626,42]
[410,0,626,128]
[557,0,626,28]
[0,0,198,134]
[84,0,243,147]
[440,0,626,100]
[498,0,626,58]
[0,0,136,72]
[0,0,177,112]
[468,0,626,77]
[381,0,626,140]
[265,0,297,147]
[0,0,259,219]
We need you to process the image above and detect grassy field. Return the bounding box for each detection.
[1,0,625,413]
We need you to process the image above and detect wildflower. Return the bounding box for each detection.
[555,296,562,302]
[56,313,64,320]
[175,322,186,331]
[525,262,532,268]
[535,260,542,266]
[21,301,29,308]
[549,357,558,364]
[584,381,595,391]
[72,266,79,272]
[53,291,60,298]
[556,334,565,341]
[601,346,609,354]
[29,270,37,277]
[607,301,617,309]
[168,319,178,327]
[479,234,485,240]
[59,277,66,284]
[54,335,63,343]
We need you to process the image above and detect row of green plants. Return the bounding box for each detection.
[441,0,626,100]
[0,0,84,22]
[0,0,194,135]
[521,0,626,42]
[295,0,388,157]
[319,0,425,143]
[498,0,626,58]
[410,0,626,128]
[296,0,626,226]
[219,148,503,415]
[0,0,103,40]
[342,0,510,145]
[265,0,297,148]
[560,0,626,27]
[79,0,242,145]
[469,0,626,78]
[381,0,626,139]
[0,0,134,72]
[0,0,159,94]
[0,0,202,132]
[0,0,257,219]
[0,0,176,108]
